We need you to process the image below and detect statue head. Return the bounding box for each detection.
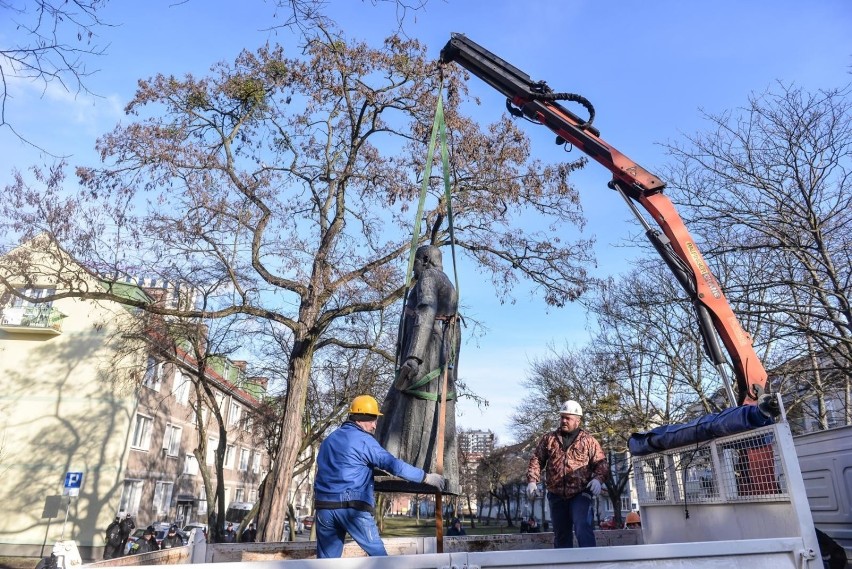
[413,245,443,277]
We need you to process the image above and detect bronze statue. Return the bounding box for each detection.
[375,245,460,494]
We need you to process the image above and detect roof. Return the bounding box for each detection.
[98,280,155,304]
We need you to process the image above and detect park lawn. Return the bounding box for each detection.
[380,516,518,538]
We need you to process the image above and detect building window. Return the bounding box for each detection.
[826,398,842,429]
[184,454,199,476]
[190,400,210,426]
[198,486,207,515]
[143,357,164,391]
[153,481,174,515]
[163,424,182,457]
[9,286,55,307]
[119,479,143,514]
[173,369,190,405]
[131,414,153,450]
[206,438,218,465]
[235,488,245,503]
[224,444,235,469]
[249,489,257,502]
[228,402,242,429]
[239,448,250,472]
[252,453,261,474]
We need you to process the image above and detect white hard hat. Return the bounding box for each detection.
[559,400,583,416]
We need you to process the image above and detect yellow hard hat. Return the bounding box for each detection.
[626,511,640,525]
[349,395,383,416]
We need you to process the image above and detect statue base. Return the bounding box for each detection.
[373,471,459,496]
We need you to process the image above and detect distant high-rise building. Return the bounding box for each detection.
[458,429,495,460]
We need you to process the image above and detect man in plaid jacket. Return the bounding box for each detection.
[527,400,609,548]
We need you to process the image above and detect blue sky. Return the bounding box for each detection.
[2,0,850,443]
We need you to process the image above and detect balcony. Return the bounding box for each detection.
[0,306,66,335]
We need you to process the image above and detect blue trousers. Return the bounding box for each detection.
[548,492,595,548]
[315,508,387,558]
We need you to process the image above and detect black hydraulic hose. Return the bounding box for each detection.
[645,229,726,367]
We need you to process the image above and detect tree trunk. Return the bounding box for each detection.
[258,346,313,542]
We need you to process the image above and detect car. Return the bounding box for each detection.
[182,522,207,541]
[599,515,618,530]
[301,516,314,530]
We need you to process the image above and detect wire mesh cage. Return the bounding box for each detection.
[633,425,789,506]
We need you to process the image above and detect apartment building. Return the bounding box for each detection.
[124,350,270,529]
[0,243,270,559]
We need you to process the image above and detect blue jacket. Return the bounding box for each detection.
[314,421,425,508]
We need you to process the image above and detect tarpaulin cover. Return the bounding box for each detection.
[628,405,774,456]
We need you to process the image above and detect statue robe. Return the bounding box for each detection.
[375,265,460,495]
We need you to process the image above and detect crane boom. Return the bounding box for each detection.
[440,33,767,406]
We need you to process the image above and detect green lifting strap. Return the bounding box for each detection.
[402,367,457,401]
[403,94,445,291]
[396,85,461,402]
[401,91,461,296]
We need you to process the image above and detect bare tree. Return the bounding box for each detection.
[0,26,593,541]
[665,83,852,417]
[475,444,526,527]
[0,0,431,146]
[0,1,109,144]
[586,269,724,418]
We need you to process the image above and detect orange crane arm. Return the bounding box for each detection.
[440,33,767,406]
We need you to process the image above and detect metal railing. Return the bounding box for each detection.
[0,305,66,331]
[633,425,789,506]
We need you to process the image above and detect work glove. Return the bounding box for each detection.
[586,478,602,496]
[527,482,539,500]
[424,472,445,492]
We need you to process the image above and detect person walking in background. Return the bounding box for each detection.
[313,394,445,558]
[625,511,641,529]
[118,513,135,556]
[241,523,257,542]
[103,516,122,559]
[223,522,237,543]
[160,525,183,549]
[526,516,541,533]
[129,526,159,555]
[447,518,466,536]
[527,400,609,548]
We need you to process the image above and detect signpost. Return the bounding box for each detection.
[60,472,83,540]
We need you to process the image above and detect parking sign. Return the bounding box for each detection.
[63,472,83,496]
